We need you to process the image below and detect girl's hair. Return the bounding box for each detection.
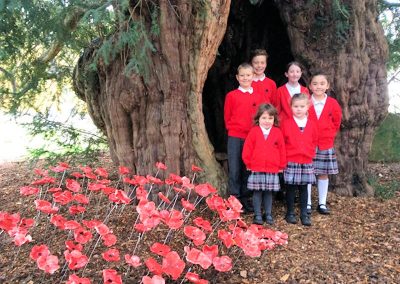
[285,61,304,72]
[250,49,269,61]
[290,93,309,106]
[253,103,279,126]
[310,71,330,84]
[237,63,253,74]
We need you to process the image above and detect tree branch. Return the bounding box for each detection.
[0,66,17,94]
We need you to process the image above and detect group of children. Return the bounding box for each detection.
[224,49,342,226]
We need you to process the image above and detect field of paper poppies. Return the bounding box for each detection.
[0,156,399,283]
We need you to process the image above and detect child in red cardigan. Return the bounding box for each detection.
[250,49,277,105]
[224,63,269,212]
[307,72,342,215]
[242,104,286,225]
[275,62,310,122]
[281,93,318,226]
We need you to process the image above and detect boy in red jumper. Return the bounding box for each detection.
[250,49,277,105]
[242,104,286,225]
[224,63,268,212]
[308,72,342,215]
[281,93,318,226]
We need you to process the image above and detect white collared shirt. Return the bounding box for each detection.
[293,116,307,128]
[312,94,327,119]
[238,86,254,94]
[260,125,271,139]
[253,74,266,82]
[285,83,301,97]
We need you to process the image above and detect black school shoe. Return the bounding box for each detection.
[265,214,274,225]
[300,215,311,226]
[253,215,264,225]
[317,204,330,215]
[306,204,312,215]
[285,214,297,224]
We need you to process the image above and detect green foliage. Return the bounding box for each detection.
[368,176,400,200]
[369,113,400,162]
[24,112,108,166]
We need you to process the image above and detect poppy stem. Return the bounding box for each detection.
[57,170,67,188]
[206,219,222,243]
[82,234,102,275]
[179,267,192,284]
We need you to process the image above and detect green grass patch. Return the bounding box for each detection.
[369,113,400,163]
[368,175,400,200]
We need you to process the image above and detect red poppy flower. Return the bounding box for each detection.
[237,219,248,229]
[191,164,203,172]
[74,193,89,204]
[202,245,218,261]
[19,186,39,196]
[50,162,69,172]
[82,219,101,229]
[102,269,122,284]
[155,162,167,170]
[185,272,209,284]
[88,182,105,191]
[184,246,212,269]
[158,192,171,204]
[0,212,19,232]
[163,209,184,230]
[161,251,185,280]
[173,186,186,194]
[136,200,158,218]
[136,186,148,200]
[102,186,116,195]
[142,275,165,284]
[74,228,93,244]
[65,240,83,252]
[226,195,243,212]
[235,231,261,257]
[36,254,59,274]
[168,173,183,184]
[212,255,232,272]
[53,190,74,205]
[194,183,217,197]
[134,223,151,233]
[94,167,109,178]
[217,229,235,248]
[34,199,59,214]
[69,205,86,215]
[48,187,62,192]
[144,257,163,275]
[150,242,171,257]
[133,175,149,186]
[193,217,212,232]
[206,195,226,212]
[181,198,195,212]
[66,274,91,284]
[118,166,130,175]
[102,233,117,247]
[124,254,142,267]
[79,165,92,174]
[102,248,120,262]
[182,177,194,190]
[85,172,97,180]
[146,175,163,185]
[66,179,81,193]
[142,215,161,230]
[19,218,34,230]
[108,189,131,204]
[70,172,84,179]
[34,168,49,176]
[95,223,110,235]
[184,226,206,246]
[258,239,276,251]
[64,249,89,270]
[50,214,66,229]
[219,209,240,222]
[13,232,32,246]
[31,176,56,185]
[30,244,50,260]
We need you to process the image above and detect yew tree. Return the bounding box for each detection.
[1,0,390,196]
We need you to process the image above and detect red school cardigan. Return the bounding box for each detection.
[280,117,318,164]
[251,76,277,106]
[308,97,342,150]
[242,126,287,173]
[276,84,310,122]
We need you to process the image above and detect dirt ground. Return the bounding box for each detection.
[0,158,399,284]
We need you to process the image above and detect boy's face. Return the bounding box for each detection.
[251,55,267,76]
[236,67,253,89]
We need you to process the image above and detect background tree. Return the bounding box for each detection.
[0,0,393,196]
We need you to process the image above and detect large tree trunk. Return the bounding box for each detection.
[74,1,231,192]
[276,0,389,196]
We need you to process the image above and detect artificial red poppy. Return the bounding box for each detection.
[30,244,50,260]
[219,209,240,222]
[193,217,212,232]
[108,189,131,204]
[237,219,248,229]
[155,162,167,170]
[142,275,165,284]
[134,223,150,233]
[48,187,62,193]
[183,246,212,269]
[161,251,185,280]
[65,240,83,252]
[0,212,19,232]
[95,223,110,235]
[31,176,56,185]
[50,162,70,173]
[36,254,59,274]
[181,176,194,190]
[34,168,49,176]
[150,242,171,257]
[66,274,91,284]
[19,186,39,196]
[83,172,96,179]
[202,245,218,261]
[133,175,149,186]
[158,192,171,204]
[19,218,34,230]
[88,182,105,191]
[82,219,101,229]
[13,232,32,246]
[217,229,235,248]
[135,186,148,200]
[235,231,261,257]
[102,233,117,247]
[181,198,195,212]
[66,179,81,193]
[212,255,232,272]
[173,186,186,194]
[98,178,111,185]
[53,190,74,205]
[102,269,122,284]
[34,199,59,214]
[205,195,226,212]
[50,214,66,229]
[194,183,217,197]
[184,226,206,246]
[94,167,109,178]
[258,239,276,251]
[191,164,203,172]
[124,254,142,267]
[146,175,163,185]
[118,166,130,175]
[64,249,89,270]
[70,172,84,179]
[64,220,82,230]
[163,209,184,230]
[102,186,116,195]
[226,195,243,212]
[145,257,163,275]
[122,177,136,185]
[74,228,93,244]
[136,200,158,218]
[185,272,209,284]
[74,193,89,204]
[168,173,183,184]
[142,215,161,230]
[102,248,120,262]
[79,165,92,174]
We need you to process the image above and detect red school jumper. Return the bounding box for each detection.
[242,126,287,173]
[308,97,342,150]
[276,84,310,122]
[251,76,277,106]
[280,117,318,164]
[224,89,268,139]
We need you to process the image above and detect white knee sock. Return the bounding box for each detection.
[318,179,329,208]
[307,184,312,208]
